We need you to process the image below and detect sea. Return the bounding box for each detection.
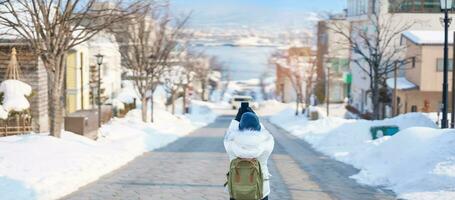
[194,45,277,81]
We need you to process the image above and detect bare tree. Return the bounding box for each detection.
[330,12,414,119]
[303,58,318,113]
[279,47,316,116]
[119,2,189,122]
[162,64,186,114]
[162,50,207,115]
[193,56,211,101]
[180,51,200,114]
[0,0,146,137]
[287,68,304,116]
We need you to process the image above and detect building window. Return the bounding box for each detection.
[348,0,369,16]
[436,58,454,72]
[389,0,441,13]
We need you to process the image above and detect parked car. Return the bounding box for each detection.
[230,95,258,110]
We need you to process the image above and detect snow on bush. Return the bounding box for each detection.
[0,105,8,119]
[270,111,455,199]
[0,102,218,200]
[0,79,32,112]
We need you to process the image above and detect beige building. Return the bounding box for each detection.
[391,30,454,114]
[347,0,449,114]
[316,15,351,103]
[65,43,91,114]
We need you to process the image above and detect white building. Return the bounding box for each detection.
[88,32,122,101]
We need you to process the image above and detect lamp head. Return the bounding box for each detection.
[95,54,104,65]
[441,0,453,10]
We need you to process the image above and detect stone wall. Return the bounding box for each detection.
[0,44,49,133]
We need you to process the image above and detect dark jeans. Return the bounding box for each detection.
[230,196,268,200]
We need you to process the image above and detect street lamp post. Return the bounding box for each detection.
[452,32,455,128]
[95,54,104,128]
[440,0,453,128]
[149,54,157,123]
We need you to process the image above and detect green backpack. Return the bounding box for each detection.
[226,158,264,200]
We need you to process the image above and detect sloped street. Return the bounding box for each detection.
[63,114,395,200]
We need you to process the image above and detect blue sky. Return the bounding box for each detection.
[171,0,346,29]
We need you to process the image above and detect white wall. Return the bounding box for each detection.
[88,32,122,100]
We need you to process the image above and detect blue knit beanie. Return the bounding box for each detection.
[239,112,261,131]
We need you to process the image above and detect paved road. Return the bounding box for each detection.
[63,115,396,200]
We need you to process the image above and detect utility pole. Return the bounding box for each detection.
[326,67,330,117]
[393,63,398,117]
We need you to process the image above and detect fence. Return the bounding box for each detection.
[0,115,32,136]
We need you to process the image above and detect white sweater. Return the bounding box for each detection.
[224,120,275,198]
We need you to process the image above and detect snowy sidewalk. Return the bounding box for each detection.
[0,101,218,200]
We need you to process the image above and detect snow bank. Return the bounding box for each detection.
[116,81,140,104]
[0,102,218,200]
[257,100,293,116]
[184,100,219,126]
[351,127,455,200]
[106,99,125,110]
[270,111,455,199]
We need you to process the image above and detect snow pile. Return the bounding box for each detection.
[0,79,32,112]
[0,105,8,119]
[0,102,218,200]
[270,111,455,199]
[257,100,293,116]
[106,99,125,110]
[184,100,219,126]
[116,81,140,104]
[351,127,455,200]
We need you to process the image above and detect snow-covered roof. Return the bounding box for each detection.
[386,77,418,90]
[402,31,455,45]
